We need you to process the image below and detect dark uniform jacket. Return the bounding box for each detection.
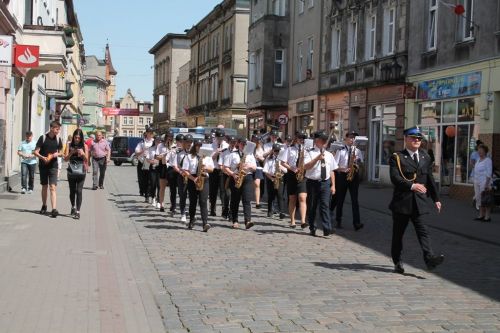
[389,149,439,215]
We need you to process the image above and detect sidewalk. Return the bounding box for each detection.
[0,174,165,333]
[349,183,500,246]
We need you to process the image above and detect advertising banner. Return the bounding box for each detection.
[417,72,481,101]
[102,108,139,116]
[0,36,13,66]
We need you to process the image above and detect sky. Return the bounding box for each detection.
[75,0,221,102]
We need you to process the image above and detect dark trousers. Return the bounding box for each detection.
[68,175,85,210]
[148,168,158,199]
[391,211,434,265]
[177,173,188,215]
[166,167,177,212]
[137,162,146,195]
[92,157,107,187]
[229,175,253,223]
[209,168,221,213]
[266,178,284,215]
[141,169,151,198]
[187,178,209,225]
[221,174,230,215]
[306,179,332,233]
[21,163,36,190]
[334,172,360,225]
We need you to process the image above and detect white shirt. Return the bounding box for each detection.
[255,146,265,168]
[181,155,214,175]
[304,148,338,180]
[335,145,364,169]
[286,145,301,171]
[263,141,277,156]
[224,150,257,175]
[220,146,233,167]
[406,149,419,163]
[135,138,154,162]
[474,157,492,186]
[173,149,188,169]
[263,155,287,175]
[211,140,229,169]
[155,143,168,164]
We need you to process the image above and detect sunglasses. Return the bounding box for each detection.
[408,136,422,141]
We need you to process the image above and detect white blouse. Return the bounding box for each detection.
[474,157,492,185]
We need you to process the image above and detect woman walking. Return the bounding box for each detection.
[473,144,493,222]
[64,129,88,219]
[253,135,265,209]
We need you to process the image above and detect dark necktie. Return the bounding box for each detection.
[296,145,301,167]
[413,153,418,165]
[320,150,326,180]
[347,146,352,166]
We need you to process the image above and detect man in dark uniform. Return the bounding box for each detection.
[209,128,228,216]
[389,126,444,274]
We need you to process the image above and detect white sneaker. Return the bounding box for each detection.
[156,202,161,209]
[21,188,26,194]
[181,214,187,223]
[152,198,157,207]
[27,189,33,194]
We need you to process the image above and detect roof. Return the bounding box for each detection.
[105,44,117,75]
[84,56,106,80]
[149,33,190,54]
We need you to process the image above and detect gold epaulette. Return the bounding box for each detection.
[392,152,416,182]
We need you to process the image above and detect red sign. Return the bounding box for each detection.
[14,45,39,68]
[102,108,139,116]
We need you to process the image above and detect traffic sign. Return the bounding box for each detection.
[278,114,288,125]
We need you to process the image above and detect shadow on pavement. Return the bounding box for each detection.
[144,224,204,233]
[313,262,426,280]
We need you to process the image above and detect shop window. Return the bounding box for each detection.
[457,98,476,122]
[418,102,441,125]
[442,101,456,123]
[369,105,396,181]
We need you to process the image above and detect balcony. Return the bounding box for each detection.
[22,25,68,74]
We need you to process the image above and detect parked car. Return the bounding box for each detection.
[110,136,143,166]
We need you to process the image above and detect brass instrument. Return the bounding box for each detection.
[296,146,305,182]
[273,158,283,190]
[183,173,188,185]
[346,145,358,182]
[195,156,205,191]
[235,153,247,189]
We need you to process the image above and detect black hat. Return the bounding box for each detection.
[251,134,259,141]
[313,131,329,140]
[272,143,281,151]
[167,130,174,137]
[193,138,203,145]
[237,136,247,144]
[346,130,359,138]
[403,126,423,138]
[184,134,194,142]
[214,128,225,138]
[228,135,237,142]
[145,127,154,133]
[175,134,185,141]
[270,130,279,137]
[285,135,292,141]
[296,130,307,139]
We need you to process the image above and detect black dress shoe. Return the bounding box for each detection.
[300,222,309,229]
[474,216,485,221]
[210,211,217,217]
[99,185,104,189]
[245,221,254,229]
[92,186,98,190]
[483,218,492,222]
[74,212,80,220]
[70,207,76,216]
[40,205,47,215]
[279,213,285,220]
[394,262,405,274]
[51,209,59,218]
[256,204,262,209]
[323,230,332,237]
[426,254,444,270]
[187,221,194,230]
[160,207,165,212]
[354,223,364,231]
[267,212,273,218]
[309,230,316,237]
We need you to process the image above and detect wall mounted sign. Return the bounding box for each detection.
[102,108,139,116]
[417,72,481,101]
[14,44,40,68]
[0,35,13,66]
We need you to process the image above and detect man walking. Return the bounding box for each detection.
[389,126,444,274]
[18,131,37,194]
[85,134,95,173]
[34,121,63,217]
[89,131,110,190]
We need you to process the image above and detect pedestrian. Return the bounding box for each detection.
[174,134,193,223]
[156,135,169,212]
[89,131,110,190]
[135,128,155,200]
[34,121,63,217]
[389,126,444,274]
[84,134,95,174]
[472,144,493,222]
[166,133,182,216]
[333,131,364,231]
[304,131,338,237]
[252,135,265,209]
[17,131,37,194]
[181,139,214,231]
[64,129,88,220]
[220,135,237,220]
[263,143,286,219]
[145,135,160,207]
[209,128,228,216]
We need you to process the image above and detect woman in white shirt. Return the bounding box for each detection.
[181,139,214,231]
[252,136,265,209]
[155,136,169,212]
[473,144,493,222]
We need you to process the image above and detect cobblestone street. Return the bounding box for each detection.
[107,165,500,333]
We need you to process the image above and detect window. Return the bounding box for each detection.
[139,104,144,112]
[347,20,357,64]
[428,0,438,50]
[272,0,285,16]
[224,26,230,50]
[249,51,262,90]
[223,69,231,99]
[307,37,314,72]
[383,7,396,55]
[139,117,144,125]
[298,0,304,14]
[296,42,303,82]
[122,116,127,125]
[128,117,133,125]
[147,118,152,125]
[330,27,341,69]
[458,0,474,40]
[308,0,314,8]
[365,13,376,60]
[274,49,285,86]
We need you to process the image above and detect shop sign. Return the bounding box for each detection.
[297,100,314,114]
[0,36,13,66]
[417,72,481,101]
[14,44,39,68]
[278,114,289,125]
[102,108,139,116]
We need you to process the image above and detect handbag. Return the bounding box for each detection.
[67,159,85,176]
[480,189,494,207]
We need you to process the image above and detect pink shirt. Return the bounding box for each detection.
[91,139,110,158]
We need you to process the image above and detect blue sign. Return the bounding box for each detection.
[417,72,481,101]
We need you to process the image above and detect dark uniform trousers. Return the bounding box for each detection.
[142,168,151,198]
[137,161,146,195]
[266,178,285,215]
[166,166,177,212]
[229,174,253,223]
[187,177,209,225]
[334,171,360,225]
[209,168,221,213]
[148,167,158,200]
[220,173,230,216]
[177,173,188,215]
[306,178,332,233]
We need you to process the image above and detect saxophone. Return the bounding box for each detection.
[273,158,283,189]
[235,152,247,189]
[346,146,358,182]
[195,155,205,191]
[296,146,305,182]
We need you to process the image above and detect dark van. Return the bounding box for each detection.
[110,136,143,166]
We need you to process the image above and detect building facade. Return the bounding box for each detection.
[186,0,250,134]
[406,0,500,199]
[175,61,190,127]
[149,33,190,131]
[247,0,290,136]
[82,55,108,135]
[287,0,322,137]
[116,89,153,137]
